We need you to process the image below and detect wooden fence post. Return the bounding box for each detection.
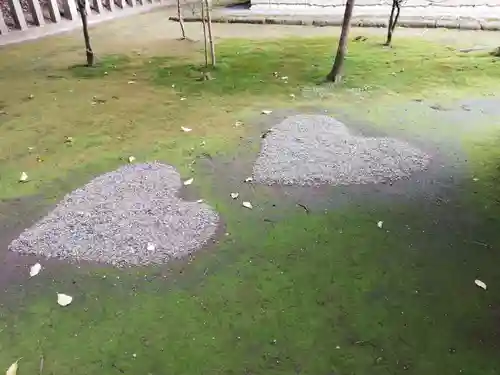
[27,0,45,26]
[92,0,104,13]
[46,0,61,22]
[7,0,28,30]
[61,0,79,20]
[85,0,91,14]
[0,7,8,34]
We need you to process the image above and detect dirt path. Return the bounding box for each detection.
[104,8,500,48]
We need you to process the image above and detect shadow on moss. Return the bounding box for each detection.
[68,54,132,78]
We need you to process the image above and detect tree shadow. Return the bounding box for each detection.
[67,54,131,78]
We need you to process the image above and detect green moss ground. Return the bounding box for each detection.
[1,32,500,375]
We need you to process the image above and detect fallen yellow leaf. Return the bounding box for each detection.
[6,359,20,375]
[475,279,487,290]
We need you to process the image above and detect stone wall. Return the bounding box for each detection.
[250,0,500,19]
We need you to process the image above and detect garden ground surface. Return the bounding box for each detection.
[2,9,500,375]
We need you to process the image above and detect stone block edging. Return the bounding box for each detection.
[168,15,500,31]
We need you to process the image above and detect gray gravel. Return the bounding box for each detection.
[9,162,219,267]
[252,114,431,186]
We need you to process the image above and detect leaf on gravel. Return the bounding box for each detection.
[475,279,487,290]
[242,201,253,209]
[261,110,272,115]
[147,243,155,251]
[377,221,383,229]
[244,177,253,183]
[29,263,42,277]
[128,156,136,163]
[181,126,192,133]
[230,193,239,199]
[261,130,272,139]
[184,178,194,186]
[19,172,28,183]
[6,359,19,375]
[57,293,73,307]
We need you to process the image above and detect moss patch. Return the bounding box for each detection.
[1,32,500,375]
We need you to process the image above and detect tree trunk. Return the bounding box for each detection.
[200,0,208,67]
[385,0,401,46]
[392,2,401,35]
[176,0,186,39]
[76,0,94,67]
[385,0,396,46]
[204,0,215,67]
[326,0,355,82]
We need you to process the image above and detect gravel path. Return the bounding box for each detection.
[9,162,219,267]
[252,114,431,186]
